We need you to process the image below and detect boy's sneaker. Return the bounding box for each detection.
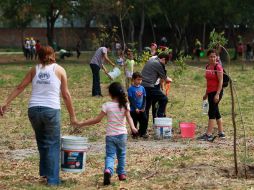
[118,174,127,181]
[197,133,214,142]
[103,169,111,185]
[218,132,226,139]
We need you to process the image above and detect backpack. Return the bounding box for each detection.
[215,64,230,88]
[206,64,230,88]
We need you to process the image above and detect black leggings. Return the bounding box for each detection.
[208,91,223,120]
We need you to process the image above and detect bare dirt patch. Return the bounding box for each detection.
[0,54,26,64]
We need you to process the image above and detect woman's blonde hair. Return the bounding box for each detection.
[38,46,56,65]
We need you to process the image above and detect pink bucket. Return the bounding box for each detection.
[180,122,196,138]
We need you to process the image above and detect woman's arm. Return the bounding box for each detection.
[0,67,35,115]
[214,69,223,103]
[101,64,108,73]
[104,53,115,67]
[58,66,76,124]
[78,111,105,127]
[203,92,208,100]
[216,71,223,94]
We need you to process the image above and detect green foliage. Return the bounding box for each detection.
[208,29,228,49]
[0,0,34,29]
[98,25,119,46]
[136,48,173,66]
[136,51,151,65]
[193,74,203,82]
[172,51,188,78]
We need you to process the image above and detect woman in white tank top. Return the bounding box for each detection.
[0,46,77,186]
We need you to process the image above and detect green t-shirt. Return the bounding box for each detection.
[125,59,135,72]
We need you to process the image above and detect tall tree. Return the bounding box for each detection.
[0,0,91,47]
[0,0,34,46]
[33,0,80,46]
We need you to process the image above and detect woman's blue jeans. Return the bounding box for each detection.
[105,134,127,176]
[28,106,61,185]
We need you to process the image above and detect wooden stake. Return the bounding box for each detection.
[230,79,238,176]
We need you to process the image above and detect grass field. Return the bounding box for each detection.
[0,54,254,189]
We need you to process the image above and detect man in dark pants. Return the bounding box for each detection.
[90,45,115,97]
[141,52,172,131]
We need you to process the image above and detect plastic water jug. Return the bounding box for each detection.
[202,100,209,114]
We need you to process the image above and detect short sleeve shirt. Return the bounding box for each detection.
[102,102,129,136]
[90,47,107,68]
[127,85,146,111]
[205,64,223,93]
[141,57,167,87]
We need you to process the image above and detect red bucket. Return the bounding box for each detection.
[180,122,196,138]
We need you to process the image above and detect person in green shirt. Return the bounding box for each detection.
[124,49,135,89]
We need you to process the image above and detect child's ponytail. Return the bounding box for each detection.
[108,82,128,110]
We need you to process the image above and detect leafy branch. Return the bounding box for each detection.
[173,51,188,78]
[208,28,228,49]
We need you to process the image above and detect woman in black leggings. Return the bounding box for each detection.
[197,49,225,141]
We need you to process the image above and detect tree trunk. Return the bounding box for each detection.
[51,19,56,47]
[138,0,145,53]
[164,13,172,29]
[183,30,189,55]
[20,28,25,56]
[46,2,59,48]
[46,18,51,45]
[229,26,238,60]
[230,79,238,176]
[148,16,156,43]
[120,14,126,52]
[174,23,184,56]
[221,45,238,176]
[202,23,206,49]
[46,16,58,49]
[128,18,135,48]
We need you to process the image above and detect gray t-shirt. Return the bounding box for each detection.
[90,47,107,68]
[141,57,167,87]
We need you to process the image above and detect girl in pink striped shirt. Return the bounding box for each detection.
[76,82,137,185]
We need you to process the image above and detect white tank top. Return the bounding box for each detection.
[29,63,61,109]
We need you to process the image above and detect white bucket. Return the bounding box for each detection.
[108,67,121,80]
[153,118,172,139]
[61,136,88,173]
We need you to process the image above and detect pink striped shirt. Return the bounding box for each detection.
[102,102,129,136]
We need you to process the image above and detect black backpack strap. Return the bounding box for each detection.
[214,64,219,75]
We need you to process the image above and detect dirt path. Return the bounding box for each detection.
[0,139,232,160]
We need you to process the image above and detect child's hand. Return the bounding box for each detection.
[135,109,140,113]
[0,105,7,116]
[70,117,78,126]
[131,127,138,134]
[140,109,145,112]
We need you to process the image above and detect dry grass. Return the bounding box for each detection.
[0,54,254,189]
